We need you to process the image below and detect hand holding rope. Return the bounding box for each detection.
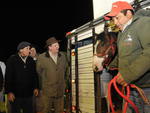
[108,74,150,113]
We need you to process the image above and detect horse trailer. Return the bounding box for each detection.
[66,0,150,113]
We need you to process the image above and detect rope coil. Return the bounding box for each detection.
[108,75,150,113]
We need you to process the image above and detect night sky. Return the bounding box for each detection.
[0,1,93,62]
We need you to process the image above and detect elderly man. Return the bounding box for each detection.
[105,1,150,113]
[36,37,67,113]
[5,41,39,113]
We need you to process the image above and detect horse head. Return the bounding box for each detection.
[93,31,117,72]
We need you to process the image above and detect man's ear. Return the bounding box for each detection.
[48,46,51,50]
[126,10,132,19]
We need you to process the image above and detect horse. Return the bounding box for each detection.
[92,29,121,113]
[93,30,117,72]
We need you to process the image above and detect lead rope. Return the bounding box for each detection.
[108,75,150,113]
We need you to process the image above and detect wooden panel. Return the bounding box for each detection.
[79,96,95,113]
[78,63,92,69]
[72,83,76,107]
[78,44,95,113]
[78,58,93,64]
[78,68,93,74]
[78,44,93,53]
[78,73,94,79]
[78,54,93,60]
[79,78,94,84]
[71,41,95,113]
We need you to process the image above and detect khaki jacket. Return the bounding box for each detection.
[110,16,150,88]
[36,51,67,97]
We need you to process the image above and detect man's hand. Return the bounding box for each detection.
[8,92,15,102]
[34,89,39,96]
[116,72,128,87]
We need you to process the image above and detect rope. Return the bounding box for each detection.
[108,75,140,113]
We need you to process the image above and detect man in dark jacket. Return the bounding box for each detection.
[0,61,6,113]
[0,67,3,92]
[5,41,39,113]
[105,1,150,113]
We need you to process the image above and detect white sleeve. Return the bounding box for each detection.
[0,61,6,77]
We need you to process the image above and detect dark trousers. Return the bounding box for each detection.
[49,96,64,113]
[10,97,33,113]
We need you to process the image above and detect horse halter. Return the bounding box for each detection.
[95,34,117,67]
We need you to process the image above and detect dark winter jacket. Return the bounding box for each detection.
[5,54,39,97]
[0,67,3,91]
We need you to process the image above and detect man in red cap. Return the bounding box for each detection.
[105,1,150,113]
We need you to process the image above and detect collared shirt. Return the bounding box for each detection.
[49,51,58,64]
[19,54,28,63]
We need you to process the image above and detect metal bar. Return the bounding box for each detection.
[93,28,102,113]
[68,39,72,113]
[75,35,79,113]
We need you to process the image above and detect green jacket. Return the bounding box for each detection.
[110,16,150,88]
[36,51,67,97]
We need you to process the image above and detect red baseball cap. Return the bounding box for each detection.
[104,1,133,20]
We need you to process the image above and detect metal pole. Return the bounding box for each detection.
[75,35,79,113]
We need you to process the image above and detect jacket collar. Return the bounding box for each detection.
[45,51,61,58]
[119,15,139,34]
[131,15,139,24]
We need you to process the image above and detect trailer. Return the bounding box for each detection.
[65,0,150,113]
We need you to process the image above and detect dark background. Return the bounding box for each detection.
[0,1,93,62]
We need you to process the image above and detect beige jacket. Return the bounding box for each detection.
[36,51,67,97]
